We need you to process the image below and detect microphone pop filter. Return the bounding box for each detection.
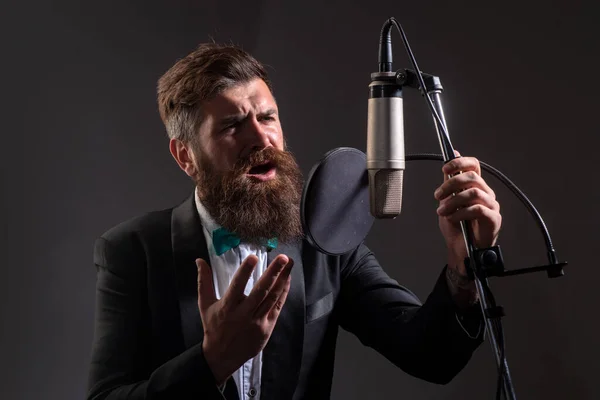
[301,147,374,255]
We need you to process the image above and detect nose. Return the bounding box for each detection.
[247,117,272,152]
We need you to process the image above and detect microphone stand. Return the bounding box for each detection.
[423,73,517,400]
[376,17,567,399]
[395,67,568,399]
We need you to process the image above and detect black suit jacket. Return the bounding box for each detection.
[87,194,483,400]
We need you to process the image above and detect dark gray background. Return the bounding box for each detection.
[1,0,598,399]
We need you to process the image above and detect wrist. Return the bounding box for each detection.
[445,264,478,310]
[447,245,467,273]
[202,340,233,386]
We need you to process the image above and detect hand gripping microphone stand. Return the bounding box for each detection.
[375,18,568,400]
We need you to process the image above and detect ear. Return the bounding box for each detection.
[169,138,197,178]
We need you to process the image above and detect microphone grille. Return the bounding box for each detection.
[370,169,404,219]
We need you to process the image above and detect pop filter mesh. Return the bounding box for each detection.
[300,147,374,255]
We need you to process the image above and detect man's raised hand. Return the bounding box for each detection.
[196,254,293,385]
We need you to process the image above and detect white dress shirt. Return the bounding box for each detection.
[195,189,266,400]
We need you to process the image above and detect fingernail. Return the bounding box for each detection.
[278,255,289,265]
[434,189,441,199]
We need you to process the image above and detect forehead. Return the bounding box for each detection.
[205,78,276,115]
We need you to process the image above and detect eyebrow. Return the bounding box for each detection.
[260,108,278,117]
[218,114,245,127]
[218,109,278,127]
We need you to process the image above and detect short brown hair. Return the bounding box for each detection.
[157,43,272,143]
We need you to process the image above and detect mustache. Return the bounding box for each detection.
[232,147,290,173]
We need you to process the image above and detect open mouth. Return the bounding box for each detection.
[247,161,277,180]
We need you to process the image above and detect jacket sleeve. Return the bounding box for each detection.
[87,236,227,400]
[337,243,484,384]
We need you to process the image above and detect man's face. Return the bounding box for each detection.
[188,78,303,244]
[195,78,285,176]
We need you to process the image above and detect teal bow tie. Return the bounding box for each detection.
[212,227,278,256]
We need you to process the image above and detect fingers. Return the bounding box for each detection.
[244,255,290,312]
[222,255,259,310]
[437,187,499,217]
[443,153,480,177]
[435,167,494,202]
[254,258,294,319]
[196,258,217,314]
[442,203,502,229]
[443,150,462,182]
[266,273,292,322]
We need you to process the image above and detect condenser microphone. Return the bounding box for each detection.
[367,20,405,219]
[367,75,405,219]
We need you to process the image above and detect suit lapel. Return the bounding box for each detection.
[261,241,306,399]
[171,195,242,400]
[171,194,207,350]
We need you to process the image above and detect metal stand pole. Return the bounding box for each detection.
[429,90,517,400]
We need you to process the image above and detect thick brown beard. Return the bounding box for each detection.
[193,146,304,245]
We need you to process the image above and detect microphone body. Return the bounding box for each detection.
[367,74,405,219]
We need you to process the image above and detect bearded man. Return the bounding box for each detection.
[87,43,501,400]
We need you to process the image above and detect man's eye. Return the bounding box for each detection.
[221,122,239,133]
